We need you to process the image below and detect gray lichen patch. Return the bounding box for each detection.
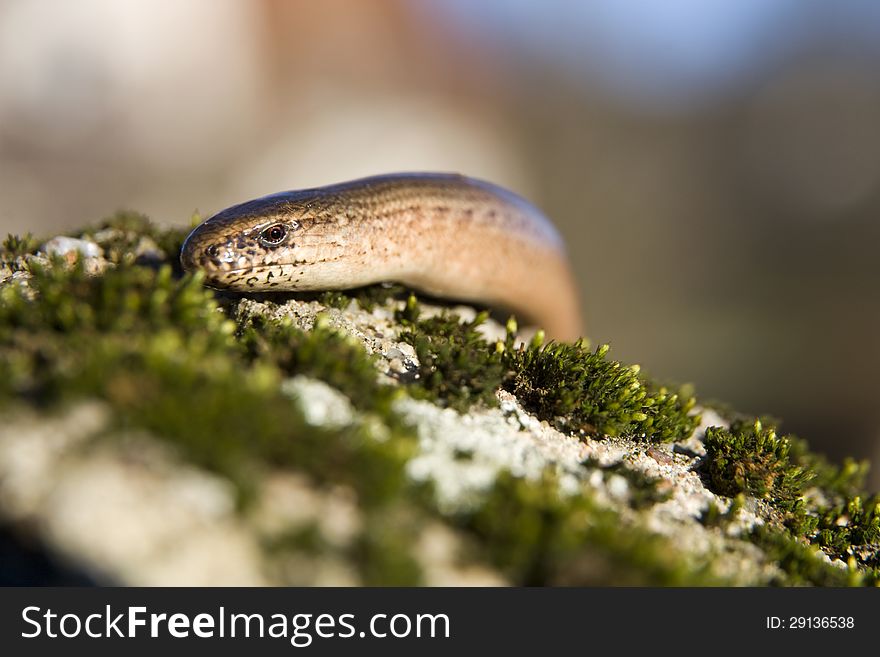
[282,376,357,429]
[0,403,268,585]
[398,393,588,513]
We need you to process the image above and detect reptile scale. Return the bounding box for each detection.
[180,173,584,341]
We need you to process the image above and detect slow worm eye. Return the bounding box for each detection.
[258,223,289,247]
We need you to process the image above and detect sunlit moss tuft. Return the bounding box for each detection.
[505,340,699,442]
[398,305,509,411]
[702,419,812,503]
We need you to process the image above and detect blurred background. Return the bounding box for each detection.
[1,0,879,487]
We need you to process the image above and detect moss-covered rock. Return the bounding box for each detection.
[0,215,876,586]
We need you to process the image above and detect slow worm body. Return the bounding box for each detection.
[180,173,584,341]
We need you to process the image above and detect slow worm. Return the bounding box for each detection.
[180,173,584,341]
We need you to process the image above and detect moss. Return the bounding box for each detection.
[353,508,425,586]
[263,512,425,586]
[2,233,40,272]
[235,308,399,417]
[317,290,355,310]
[702,419,812,505]
[2,212,878,587]
[395,292,422,324]
[317,283,409,312]
[2,233,40,257]
[75,210,189,268]
[813,495,880,556]
[398,302,509,411]
[506,340,699,442]
[0,258,413,505]
[120,351,414,508]
[0,261,233,404]
[454,471,720,585]
[789,436,870,500]
[0,215,432,585]
[810,495,880,576]
[396,298,699,443]
[4,231,718,585]
[263,523,328,557]
[701,417,879,585]
[699,489,875,586]
[699,494,745,528]
[704,411,870,502]
[752,526,864,587]
[0,260,225,337]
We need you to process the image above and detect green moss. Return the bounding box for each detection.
[2,233,40,271]
[235,308,399,417]
[702,417,879,585]
[0,240,420,588]
[0,261,232,403]
[317,291,354,310]
[455,471,720,585]
[699,494,745,528]
[3,213,878,587]
[704,411,869,502]
[135,357,411,507]
[318,283,409,312]
[395,292,421,324]
[398,302,509,411]
[702,419,812,505]
[262,511,424,586]
[0,258,413,507]
[353,509,425,586]
[0,260,224,337]
[263,523,328,556]
[506,340,699,442]
[789,436,870,500]
[752,526,863,587]
[813,495,880,556]
[6,233,716,585]
[810,495,880,577]
[396,298,699,443]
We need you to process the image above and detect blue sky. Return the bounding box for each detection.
[427,0,880,108]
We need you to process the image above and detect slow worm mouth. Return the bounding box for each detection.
[203,265,283,278]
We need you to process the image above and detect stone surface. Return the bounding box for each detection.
[0,246,865,585]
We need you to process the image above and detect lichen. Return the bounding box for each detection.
[584,457,672,510]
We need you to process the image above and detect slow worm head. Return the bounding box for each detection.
[181,173,584,341]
